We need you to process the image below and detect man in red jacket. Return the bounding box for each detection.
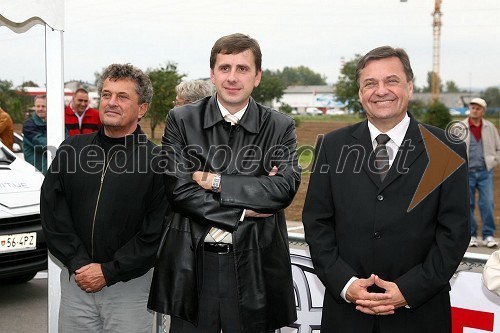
[65,88,101,136]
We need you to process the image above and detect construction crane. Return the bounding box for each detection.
[401,0,442,102]
[431,0,442,102]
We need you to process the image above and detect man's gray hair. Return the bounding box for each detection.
[97,63,153,104]
[175,80,213,103]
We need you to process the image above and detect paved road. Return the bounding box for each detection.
[0,272,47,333]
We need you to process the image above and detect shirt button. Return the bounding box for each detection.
[377,195,384,201]
[374,232,381,239]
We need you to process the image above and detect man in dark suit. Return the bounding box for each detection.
[302,46,470,333]
[148,33,300,332]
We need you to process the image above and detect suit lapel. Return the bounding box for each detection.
[351,117,427,189]
[351,120,382,186]
[380,118,426,190]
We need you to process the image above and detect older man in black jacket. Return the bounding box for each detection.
[41,64,167,333]
[148,33,300,333]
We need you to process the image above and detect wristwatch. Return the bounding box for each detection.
[211,174,221,192]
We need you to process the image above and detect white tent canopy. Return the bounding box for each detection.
[1,1,65,332]
[0,0,64,33]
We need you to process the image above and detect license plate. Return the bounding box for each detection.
[0,232,37,253]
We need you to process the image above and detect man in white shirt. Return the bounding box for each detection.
[149,33,300,333]
[303,46,470,333]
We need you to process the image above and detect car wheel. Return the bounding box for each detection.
[0,272,37,284]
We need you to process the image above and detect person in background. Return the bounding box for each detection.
[41,63,167,333]
[461,98,500,248]
[173,79,213,107]
[148,33,300,333]
[23,95,48,174]
[65,88,101,136]
[0,106,14,150]
[303,46,470,333]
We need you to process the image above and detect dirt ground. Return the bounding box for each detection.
[14,119,498,231]
[284,120,351,221]
[284,120,500,238]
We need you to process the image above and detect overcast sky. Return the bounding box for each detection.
[1,0,499,91]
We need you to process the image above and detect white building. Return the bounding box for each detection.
[272,85,345,114]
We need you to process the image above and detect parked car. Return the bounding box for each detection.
[305,107,323,116]
[326,109,347,116]
[12,132,24,159]
[0,142,46,283]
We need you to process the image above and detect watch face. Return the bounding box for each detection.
[212,175,221,192]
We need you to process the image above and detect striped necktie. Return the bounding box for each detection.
[224,113,239,125]
[375,134,391,181]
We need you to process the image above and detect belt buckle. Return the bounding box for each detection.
[213,243,230,254]
[220,244,231,254]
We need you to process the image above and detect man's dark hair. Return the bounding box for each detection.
[74,88,89,95]
[355,46,414,86]
[210,33,262,72]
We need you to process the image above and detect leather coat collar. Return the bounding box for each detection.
[203,95,261,134]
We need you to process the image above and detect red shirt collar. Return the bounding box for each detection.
[469,118,482,141]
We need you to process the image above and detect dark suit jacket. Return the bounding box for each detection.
[302,116,470,333]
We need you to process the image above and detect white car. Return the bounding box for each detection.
[0,142,46,283]
[305,107,323,116]
[12,132,24,159]
[326,109,347,116]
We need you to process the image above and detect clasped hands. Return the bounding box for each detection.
[346,274,407,316]
[192,166,278,218]
[74,263,106,293]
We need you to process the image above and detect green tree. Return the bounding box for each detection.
[423,101,451,129]
[422,71,443,93]
[252,70,285,105]
[20,80,39,87]
[0,79,30,123]
[334,55,363,113]
[278,103,293,114]
[147,63,184,139]
[276,66,327,86]
[445,80,460,93]
[408,99,426,120]
[482,87,500,108]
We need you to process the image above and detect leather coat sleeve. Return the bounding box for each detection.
[163,112,243,231]
[220,121,301,213]
[40,143,92,274]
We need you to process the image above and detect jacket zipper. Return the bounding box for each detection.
[90,151,118,259]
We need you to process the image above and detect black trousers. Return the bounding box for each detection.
[170,251,241,333]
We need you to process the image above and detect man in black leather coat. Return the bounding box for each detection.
[148,33,301,333]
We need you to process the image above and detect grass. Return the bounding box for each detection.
[292,114,364,123]
[297,145,315,172]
